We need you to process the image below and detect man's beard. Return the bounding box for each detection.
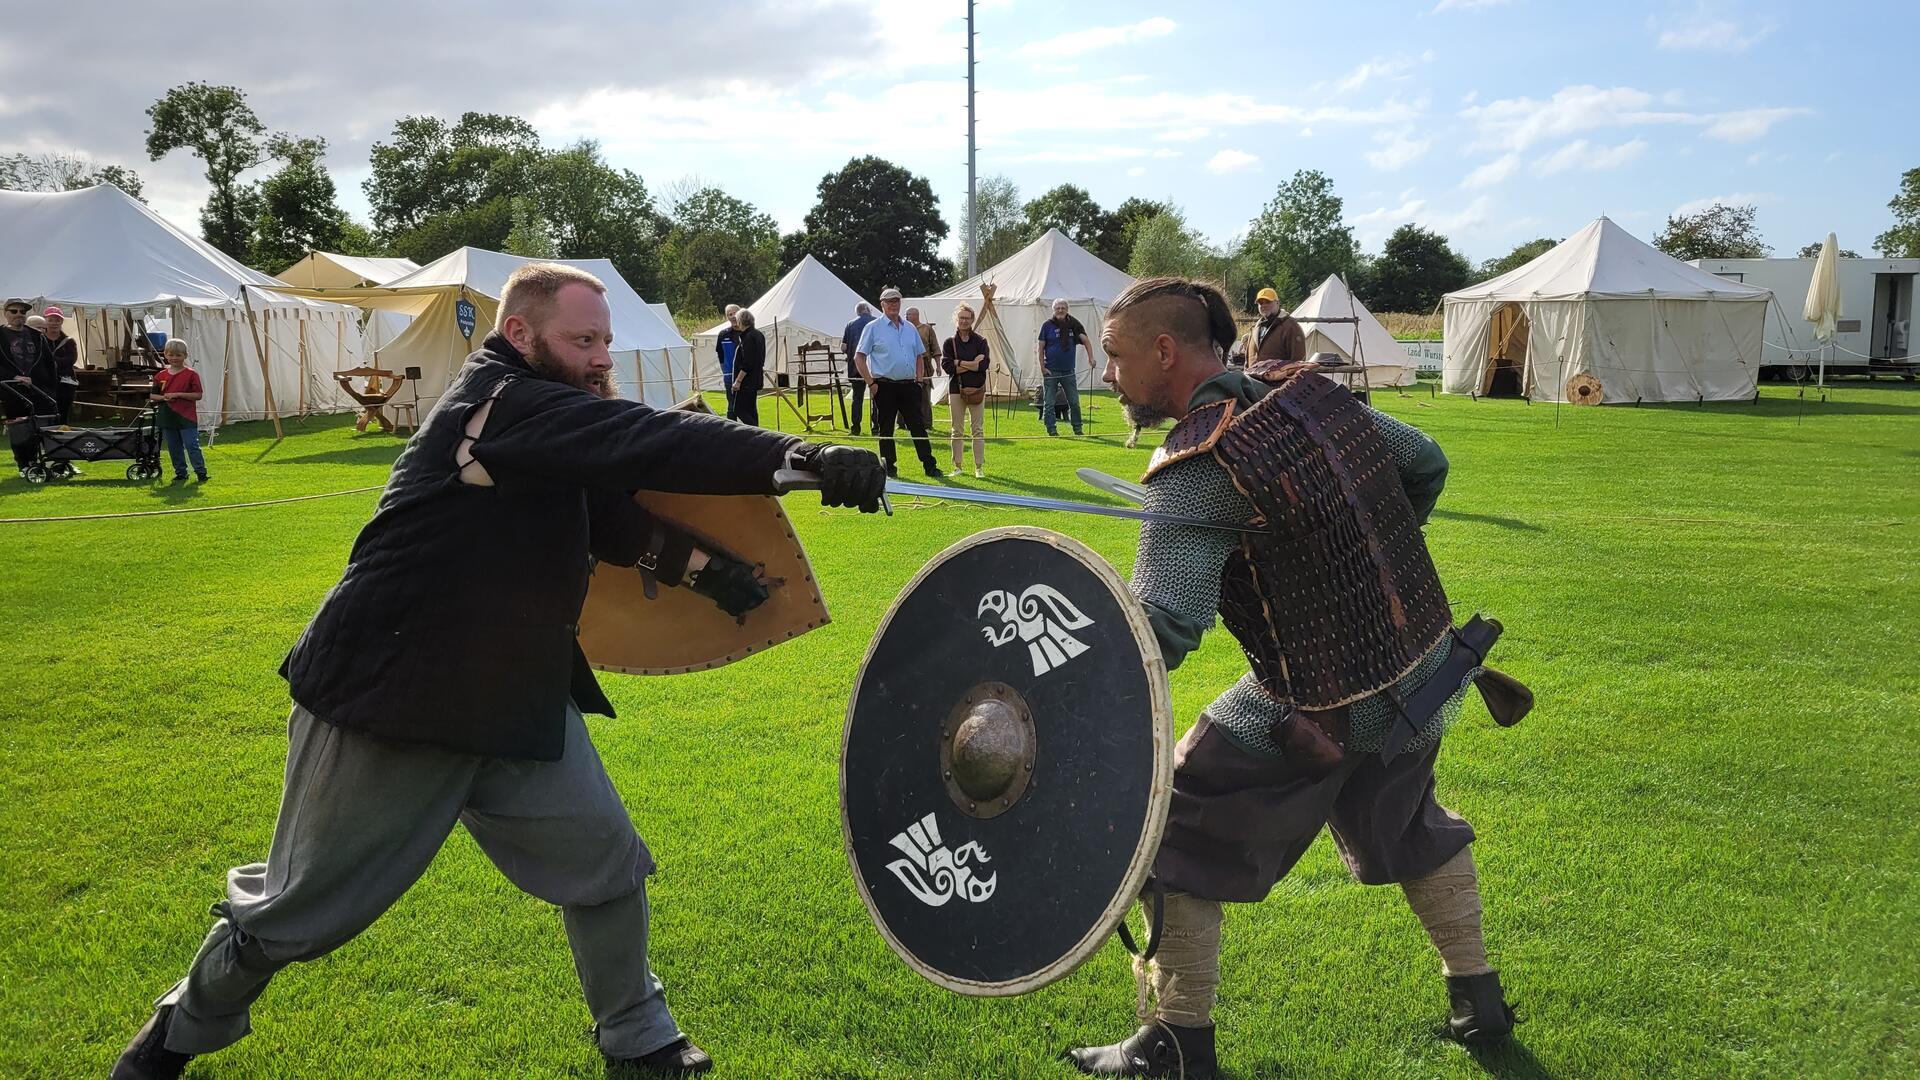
[523,333,600,393]
[1117,393,1171,429]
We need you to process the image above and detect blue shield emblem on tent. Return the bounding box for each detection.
[455,298,477,341]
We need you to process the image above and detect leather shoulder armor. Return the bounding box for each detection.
[1142,399,1235,481]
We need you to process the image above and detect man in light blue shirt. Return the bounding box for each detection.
[854,287,941,477]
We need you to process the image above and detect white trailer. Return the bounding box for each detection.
[1691,257,1919,380]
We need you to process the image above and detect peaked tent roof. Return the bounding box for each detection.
[0,184,335,311]
[276,252,421,289]
[1293,274,1415,371]
[378,247,690,353]
[930,228,1135,303]
[1448,216,1773,303]
[697,254,872,339]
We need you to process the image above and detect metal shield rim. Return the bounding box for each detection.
[840,525,1172,997]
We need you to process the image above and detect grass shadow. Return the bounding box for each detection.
[1432,509,1548,533]
[1463,1036,1558,1080]
[264,443,408,468]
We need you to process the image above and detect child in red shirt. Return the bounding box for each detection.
[151,339,209,482]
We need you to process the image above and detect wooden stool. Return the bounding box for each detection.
[390,400,420,435]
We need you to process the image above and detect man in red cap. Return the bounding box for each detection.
[42,307,78,423]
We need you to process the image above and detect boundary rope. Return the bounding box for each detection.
[0,485,381,525]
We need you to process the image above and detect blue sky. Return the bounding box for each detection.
[6,0,1914,265]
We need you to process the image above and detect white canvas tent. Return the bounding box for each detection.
[1293,274,1418,387]
[691,255,873,390]
[1442,216,1773,403]
[910,229,1137,390]
[274,247,697,410]
[276,252,421,358]
[0,184,362,430]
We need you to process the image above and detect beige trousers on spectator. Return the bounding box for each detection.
[949,393,985,471]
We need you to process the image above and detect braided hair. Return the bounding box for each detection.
[1107,276,1238,360]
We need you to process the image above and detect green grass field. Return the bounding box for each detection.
[2,384,1916,1078]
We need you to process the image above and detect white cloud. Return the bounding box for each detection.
[1335,56,1414,94]
[1350,193,1496,247]
[1206,149,1258,174]
[1154,127,1212,142]
[1532,137,1648,175]
[1001,147,1148,163]
[1433,0,1516,11]
[1461,153,1521,188]
[1653,4,1776,53]
[1126,166,1147,177]
[1012,16,1176,59]
[1366,128,1432,170]
[1461,84,1806,151]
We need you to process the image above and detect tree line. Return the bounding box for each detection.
[7,80,1919,317]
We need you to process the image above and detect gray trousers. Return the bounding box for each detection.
[158,704,681,1060]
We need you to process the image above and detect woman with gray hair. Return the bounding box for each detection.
[730,308,766,427]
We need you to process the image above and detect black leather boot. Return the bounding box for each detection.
[1447,971,1518,1042]
[605,1035,714,1076]
[1065,1021,1217,1078]
[110,1004,194,1080]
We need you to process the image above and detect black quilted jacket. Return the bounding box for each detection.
[280,334,799,760]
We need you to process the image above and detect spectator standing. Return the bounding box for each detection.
[1037,298,1094,436]
[905,306,940,428]
[150,339,209,483]
[840,302,875,435]
[1245,286,1307,366]
[854,288,941,478]
[942,302,989,478]
[730,309,766,427]
[43,307,78,424]
[2,297,58,474]
[716,304,742,420]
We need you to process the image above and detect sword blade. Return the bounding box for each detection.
[884,479,1256,532]
[1075,467,1148,505]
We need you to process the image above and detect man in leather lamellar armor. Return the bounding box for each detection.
[1066,277,1525,1079]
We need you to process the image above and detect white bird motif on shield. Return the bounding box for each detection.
[977,584,1096,676]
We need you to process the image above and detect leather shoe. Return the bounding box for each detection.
[110,1004,193,1080]
[1447,970,1518,1043]
[607,1036,714,1075]
[1065,1021,1216,1078]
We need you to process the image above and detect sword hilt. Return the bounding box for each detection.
[772,468,893,516]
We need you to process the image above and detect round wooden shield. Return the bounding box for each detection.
[842,526,1172,996]
[1567,373,1604,405]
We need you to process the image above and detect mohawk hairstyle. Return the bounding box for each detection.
[1107,276,1238,358]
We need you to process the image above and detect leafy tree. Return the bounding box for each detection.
[504,195,558,258]
[1126,210,1210,279]
[955,174,1027,272]
[1240,170,1359,306]
[145,82,271,257]
[387,200,514,265]
[1363,224,1472,313]
[333,219,381,258]
[527,140,666,296]
[659,186,779,313]
[1873,168,1920,257]
[364,112,542,237]
[1107,196,1174,269]
[1023,184,1109,247]
[790,156,948,299]
[1795,240,1861,259]
[1653,203,1770,260]
[251,136,354,271]
[0,152,147,200]
[1477,237,1558,281]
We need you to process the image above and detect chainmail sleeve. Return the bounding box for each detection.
[1365,405,1447,524]
[1129,454,1254,670]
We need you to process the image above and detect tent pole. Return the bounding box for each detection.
[296,318,311,417]
[219,319,235,427]
[239,286,285,437]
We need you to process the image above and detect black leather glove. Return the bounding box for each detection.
[792,442,886,513]
[687,553,769,619]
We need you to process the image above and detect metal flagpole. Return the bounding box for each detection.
[966,0,978,278]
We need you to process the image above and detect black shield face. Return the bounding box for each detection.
[842,527,1171,996]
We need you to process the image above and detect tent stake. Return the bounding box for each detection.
[239,285,285,437]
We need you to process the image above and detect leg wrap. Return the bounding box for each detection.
[1142,891,1223,1028]
[1400,847,1492,977]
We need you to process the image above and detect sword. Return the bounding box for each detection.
[772,470,1259,532]
[1076,467,1148,505]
